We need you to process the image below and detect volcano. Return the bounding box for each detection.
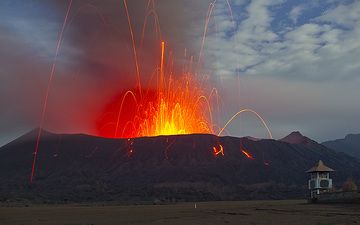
[0,130,359,203]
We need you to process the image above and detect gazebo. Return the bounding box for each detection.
[306,160,335,199]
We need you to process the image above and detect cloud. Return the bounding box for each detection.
[203,0,360,82]
[199,0,360,141]
[0,0,359,146]
[289,5,304,24]
[315,1,360,28]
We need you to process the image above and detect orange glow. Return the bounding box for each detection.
[160,41,165,90]
[213,144,224,156]
[241,149,254,160]
[30,0,275,183]
[96,1,273,139]
[97,41,214,138]
[135,74,214,137]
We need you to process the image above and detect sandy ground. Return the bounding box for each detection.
[0,200,359,225]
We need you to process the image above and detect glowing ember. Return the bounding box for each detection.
[241,149,254,160]
[213,144,224,156]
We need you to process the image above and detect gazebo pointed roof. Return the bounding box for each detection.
[306,160,335,173]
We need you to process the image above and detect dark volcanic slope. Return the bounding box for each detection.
[0,130,360,203]
[323,134,360,159]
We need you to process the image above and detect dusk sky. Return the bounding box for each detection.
[1,0,359,146]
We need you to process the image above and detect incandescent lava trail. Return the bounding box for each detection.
[30,0,73,183]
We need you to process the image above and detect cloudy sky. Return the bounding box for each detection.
[0,0,359,146]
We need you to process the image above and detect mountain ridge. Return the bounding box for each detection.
[1,130,359,203]
[322,133,360,159]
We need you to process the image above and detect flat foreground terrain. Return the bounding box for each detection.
[1,200,359,225]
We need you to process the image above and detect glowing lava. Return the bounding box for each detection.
[241,149,254,160]
[98,76,214,138]
[97,41,214,138]
[213,144,224,156]
[137,42,213,136]
[95,0,274,140]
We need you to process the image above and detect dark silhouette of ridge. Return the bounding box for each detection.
[322,133,360,159]
[0,130,359,203]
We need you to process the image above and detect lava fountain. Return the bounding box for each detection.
[97,41,215,138]
[96,0,272,140]
[31,0,273,182]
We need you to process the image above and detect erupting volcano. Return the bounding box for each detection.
[97,42,215,138]
[30,0,273,182]
[95,0,271,140]
[2,1,360,224]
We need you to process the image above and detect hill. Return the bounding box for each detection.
[0,129,359,203]
[279,131,317,145]
[322,134,360,159]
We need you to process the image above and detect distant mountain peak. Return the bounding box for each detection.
[279,131,317,145]
[322,133,360,159]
